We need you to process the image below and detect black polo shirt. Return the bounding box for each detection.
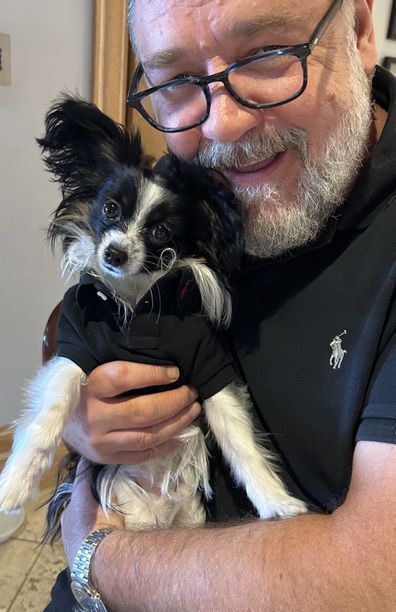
[207,66,396,519]
[56,268,237,401]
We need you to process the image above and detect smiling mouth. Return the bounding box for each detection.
[231,152,283,173]
[220,150,287,187]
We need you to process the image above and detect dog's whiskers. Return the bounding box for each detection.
[155,282,161,324]
[159,247,177,272]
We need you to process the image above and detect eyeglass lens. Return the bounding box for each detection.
[138,53,305,131]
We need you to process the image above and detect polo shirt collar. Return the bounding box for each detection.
[76,268,199,313]
[337,66,396,232]
[76,273,112,309]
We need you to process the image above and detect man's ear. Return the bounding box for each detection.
[353,0,377,73]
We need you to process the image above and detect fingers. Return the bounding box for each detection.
[103,385,199,430]
[64,361,202,466]
[86,400,201,465]
[105,401,201,451]
[87,361,180,398]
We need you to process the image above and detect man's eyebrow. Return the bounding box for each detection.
[141,48,183,72]
[228,13,305,37]
[141,13,306,71]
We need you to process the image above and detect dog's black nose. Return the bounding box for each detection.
[104,246,128,267]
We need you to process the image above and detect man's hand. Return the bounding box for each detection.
[63,361,200,464]
[61,458,124,568]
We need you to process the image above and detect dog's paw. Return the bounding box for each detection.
[0,486,38,512]
[259,496,308,519]
[0,471,39,512]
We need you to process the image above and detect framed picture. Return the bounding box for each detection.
[383,57,396,77]
[387,0,396,40]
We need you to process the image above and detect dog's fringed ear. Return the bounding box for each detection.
[156,156,244,281]
[198,170,245,282]
[37,94,143,206]
[153,154,182,181]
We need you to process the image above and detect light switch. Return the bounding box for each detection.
[0,33,11,87]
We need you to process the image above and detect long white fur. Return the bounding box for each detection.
[204,384,307,518]
[0,358,86,511]
[98,425,210,529]
[0,171,307,525]
[177,257,232,327]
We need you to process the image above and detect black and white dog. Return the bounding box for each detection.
[0,96,306,533]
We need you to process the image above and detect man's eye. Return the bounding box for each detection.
[153,72,198,86]
[103,201,121,220]
[173,74,195,80]
[247,45,284,57]
[151,223,172,243]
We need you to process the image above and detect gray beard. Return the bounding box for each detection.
[194,45,373,258]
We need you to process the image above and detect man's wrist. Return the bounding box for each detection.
[90,529,124,599]
[71,528,120,611]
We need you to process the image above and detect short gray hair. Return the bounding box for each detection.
[127,1,137,54]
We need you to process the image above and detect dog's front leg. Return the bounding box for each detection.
[0,357,86,512]
[204,382,308,519]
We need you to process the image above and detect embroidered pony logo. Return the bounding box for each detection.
[329,330,347,369]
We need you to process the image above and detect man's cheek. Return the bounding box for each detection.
[164,129,208,161]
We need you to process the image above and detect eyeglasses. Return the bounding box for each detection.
[127,0,343,133]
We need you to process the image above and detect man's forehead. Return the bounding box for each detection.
[134,0,310,28]
[134,0,311,15]
[134,0,313,64]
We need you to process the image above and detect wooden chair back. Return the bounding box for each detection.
[42,302,62,364]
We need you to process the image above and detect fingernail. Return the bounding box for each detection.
[167,367,179,381]
[188,386,198,400]
[190,401,201,418]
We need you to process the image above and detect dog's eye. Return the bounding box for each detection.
[152,224,172,243]
[103,201,121,220]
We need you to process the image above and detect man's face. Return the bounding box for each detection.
[134,1,376,257]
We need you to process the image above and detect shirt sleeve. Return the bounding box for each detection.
[179,316,238,400]
[56,286,101,375]
[356,333,396,443]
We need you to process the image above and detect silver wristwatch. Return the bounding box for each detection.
[70,528,116,611]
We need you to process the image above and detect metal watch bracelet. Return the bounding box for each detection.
[70,528,117,611]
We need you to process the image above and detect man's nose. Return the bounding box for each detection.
[200,84,262,143]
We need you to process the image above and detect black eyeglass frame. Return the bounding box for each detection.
[127,0,343,133]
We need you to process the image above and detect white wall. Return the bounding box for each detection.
[373,0,396,64]
[0,1,92,426]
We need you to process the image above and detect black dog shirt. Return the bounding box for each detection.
[56,268,237,400]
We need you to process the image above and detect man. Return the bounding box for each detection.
[47,0,396,609]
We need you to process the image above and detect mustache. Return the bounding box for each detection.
[193,125,309,171]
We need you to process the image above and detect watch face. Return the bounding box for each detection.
[71,582,108,611]
[71,581,90,605]
[92,599,109,612]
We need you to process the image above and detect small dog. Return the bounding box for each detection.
[0,96,306,533]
